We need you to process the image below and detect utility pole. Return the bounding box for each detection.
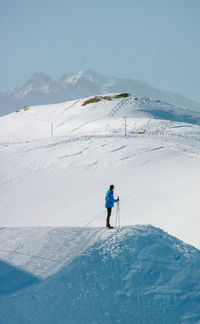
[124,116,127,137]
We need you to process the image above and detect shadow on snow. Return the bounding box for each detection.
[0,259,40,296]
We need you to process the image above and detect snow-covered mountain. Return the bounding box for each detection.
[1,69,200,115]
[1,94,200,323]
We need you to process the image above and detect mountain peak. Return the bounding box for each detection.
[65,69,110,87]
[27,71,53,84]
[67,70,86,84]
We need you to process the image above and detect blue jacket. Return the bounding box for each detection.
[105,189,118,208]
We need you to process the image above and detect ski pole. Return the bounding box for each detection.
[115,199,120,228]
[115,204,118,228]
[117,200,120,228]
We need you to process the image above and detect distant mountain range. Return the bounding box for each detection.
[1,69,199,116]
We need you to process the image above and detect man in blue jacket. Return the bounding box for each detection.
[105,185,119,229]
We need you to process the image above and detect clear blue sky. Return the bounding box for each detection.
[0,0,200,102]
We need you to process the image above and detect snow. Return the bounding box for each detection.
[0,94,200,323]
[0,95,200,247]
[66,70,97,85]
[0,226,200,323]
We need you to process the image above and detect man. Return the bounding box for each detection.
[105,185,119,229]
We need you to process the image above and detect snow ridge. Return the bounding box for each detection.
[0,226,200,324]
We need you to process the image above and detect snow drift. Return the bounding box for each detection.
[0,226,200,324]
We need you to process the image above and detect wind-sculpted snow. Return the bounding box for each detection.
[109,95,200,125]
[0,226,200,323]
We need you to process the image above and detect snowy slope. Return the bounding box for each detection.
[1,94,200,142]
[0,226,200,324]
[1,94,200,323]
[0,95,200,248]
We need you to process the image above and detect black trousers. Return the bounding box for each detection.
[106,207,112,226]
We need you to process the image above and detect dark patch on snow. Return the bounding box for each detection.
[142,109,200,125]
[0,260,40,296]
